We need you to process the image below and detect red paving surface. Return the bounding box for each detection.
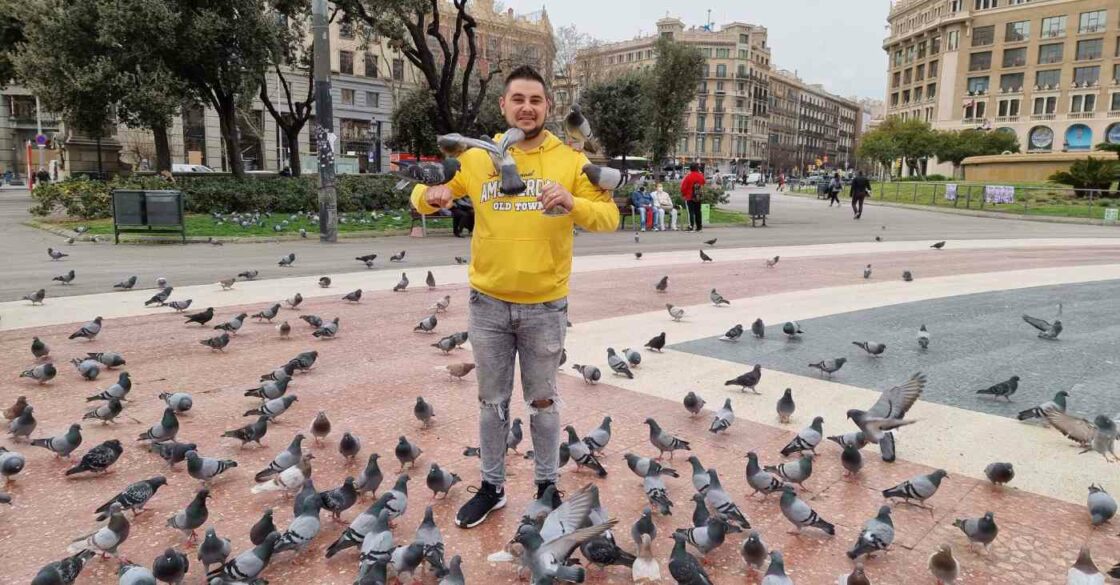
[2,248,1119,584]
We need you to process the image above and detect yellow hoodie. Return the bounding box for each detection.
[411,130,619,304]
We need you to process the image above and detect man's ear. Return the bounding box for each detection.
[498,95,506,116]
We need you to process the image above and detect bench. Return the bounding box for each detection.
[409,208,454,237]
[614,197,686,231]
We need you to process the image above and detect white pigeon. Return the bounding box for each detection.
[250,453,313,495]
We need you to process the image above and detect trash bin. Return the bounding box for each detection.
[701,204,711,224]
[748,193,770,227]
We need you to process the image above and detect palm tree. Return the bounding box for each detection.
[1049,156,1119,198]
[1096,142,1120,160]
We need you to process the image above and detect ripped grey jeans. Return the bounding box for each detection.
[468,289,566,486]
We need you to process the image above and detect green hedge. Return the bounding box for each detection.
[31,174,409,220]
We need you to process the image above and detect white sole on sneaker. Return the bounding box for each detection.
[455,494,507,529]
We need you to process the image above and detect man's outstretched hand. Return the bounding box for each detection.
[424,184,454,209]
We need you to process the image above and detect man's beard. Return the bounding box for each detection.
[520,121,545,140]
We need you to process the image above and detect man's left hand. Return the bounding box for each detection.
[539,181,574,213]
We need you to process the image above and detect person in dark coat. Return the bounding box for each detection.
[850,171,871,219]
[451,196,474,237]
[827,172,841,207]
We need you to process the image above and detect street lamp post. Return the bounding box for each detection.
[312,0,338,242]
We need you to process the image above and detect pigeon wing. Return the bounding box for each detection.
[1042,409,1097,445]
[867,373,926,419]
[539,520,618,564]
[541,485,596,541]
[1022,314,1051,332]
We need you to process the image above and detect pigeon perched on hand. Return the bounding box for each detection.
[564,104,598,153]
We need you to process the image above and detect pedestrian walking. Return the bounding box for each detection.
[827,172,842,207]
[681,163,706,232]
[777,172,785,192]
[850,170,871,220]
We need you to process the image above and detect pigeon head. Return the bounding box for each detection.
[149,475,168,488]
[811,416,824,427]
[931,469,949,481]
[982,511,995,523]
[198,488,212,500]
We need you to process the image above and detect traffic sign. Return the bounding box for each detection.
[35,134,47,147]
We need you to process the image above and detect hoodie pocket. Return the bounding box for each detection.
[471,237,558,298]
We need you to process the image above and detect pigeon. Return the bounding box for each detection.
[3,396,28,421]
[320,476,359,520]
[607,348,634,378]
[414,314,438,333]
[424,271,436,290]
[167,488,211,542]
[382,474,410,520]
[1087,484,1117,526]
[250,509,277,546]
[278,253,296,267]
[167,299,192,312]
[159,392,193,413]
[238,270,259,280]
[430,295,452,313]
[760,550,793,585]
[902,270,913,282]
[564,426,607,476]
[666,304,685,321]
[847,372,926,443]
[69,316,103,340]
[244,395,298,421]
[214,313,247,334]
[848,505,894,558]
[931,240,946,249]
[7,406,36,440]
[699,249,712,262]
[684,456,712,495]
[675,515,734,557]
[20,362,56,384]
[704,238,717,246]
[144,287,173,306]
[285,293,303,309]
[117,561,156,585]
[1068,546,1105,585]
[218,278,236,290]
[882,469,949,510]
[389,250,406,262]
[65,439,123,475]
[86,372,131,401]
[983,462,1014,486]
[863,264,872,279]
[88,350,126,368]
[391,273,409,292]
[255,434,305,482]
[343,289,363,303]
[395,435,422,470]
[415,505,447,574]
[632,533,660,582]
[250,453,313,495]
[840,442,864,477]
[746,452,787,496]
[780,485,834,535]
[645,418,690,459]
[583,416,612,453]
[186,450,238,484]
[776,388,796,423]
[750,319,765,338]
[645,331,666,351]
[928,543,959,584]
[222,416,269,448]
[624,453,679,480]
[30,337,50,361]
[720,324,744,342]
[413,397,436,427]
[355,453,384,497]
[621,347,641,368]
[781,416,824,456]
[853,341,886,356]
[655,276,668,293]
[709,399,734,434]
[356,254,378,265]
[564,104,598,152]
[137,408,179,443]
[68,501,130,556]
[918,324,930,349]
[252,303,281,322]
[197,528,231,572]
[426,463,461,499]
[53,269,76,285]
[0,447,25,483]
[24,288,46,304]
[114,275,138,290]
[210,531,280,583]
[313,317,341,338]
[454,256,468,265]
[277,321,291,338]
[782,322,803,339]
[764,454,814,491]
[765,255,781,268]
[31,423,83,458]
[572,363,601,384]
[289,350,319,371]
[1043,411,1117,460]
[725,364,762,394]
[446,362,475,381]
[156,277,169,288]
[710,289,730,306]
[740,530,768,571]
[48,247,69,260]
[1022,312,1063,339]
[71,358,101,381]
[630,506,658,547]
[704,469,750,530]
[953,511,998,551]
[976,376,1019,401]
[244,377,289,401]
[148,440,196,468]
[319,276,331,288]
[668,532,714,585]
[341,431,363,462]
[185,307,215,326]
[310,411,331,444]
[683,391,706,416]
[32,550,96,585]
[325,495,389,558]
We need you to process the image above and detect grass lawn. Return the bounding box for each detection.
[710,207,749,224]
[790,181,1120,220]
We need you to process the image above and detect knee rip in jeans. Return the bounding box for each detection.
[528,396,560,415]
[479,398,511,422]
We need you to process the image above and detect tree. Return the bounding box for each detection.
[888,118,938,177]
[0,0,24,88]
[1096,142,1120,161]
[553,24,594,79]
[933,128,1020,178]
[857,127,901,181]
[389,87,438,159]
[259,0,317,176]
[1049,157,1119,196]
[580,73,647,167]
[643,38,703,178]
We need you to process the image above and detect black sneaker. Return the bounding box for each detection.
[455,481,506,528]
[535,481,563,509]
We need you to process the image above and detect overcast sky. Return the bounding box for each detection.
[501,0,891,101]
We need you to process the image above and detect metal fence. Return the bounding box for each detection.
[792,180,1120,222]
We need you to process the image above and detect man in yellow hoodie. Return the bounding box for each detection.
[411,65,620,528]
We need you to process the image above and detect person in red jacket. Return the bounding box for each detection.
[680,163,706,232]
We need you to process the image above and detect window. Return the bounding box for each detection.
[931,37,941,53]
[341,89,355,105]
[1111,93,1120,112]
[646,50,653,59]
[914,87,924,101]
[701,48,712,58]
[738,48,748,59]
[1038,43,1064,64]
[950,0,962,11]
[969,51,992,71]
[363,53,377,77]
[716,81,725,93]
[916,64,926,81]
[696,136,706,153]
[716,64,727,78]
[972,26,994,47]
[1076,39,1103,60]
[1115,64,1120,83]
[1000,73,1024,92]
[947,30,959,50]
[698,97,707,110]
[716,48,730,58]
[339,20,354,39]
[392,58,404,81]
[1005,20,1030,42]
[967,76,990,93]
[907,45,917,62]
[918,41,927,58]
[1002,47,1026,67]
[1079,10,1107,34]
[697,114,706,132]
[1033,96,1057,114]
[927,83,937,98]
[713,137,722,152]
[366,92,380,108]
[339,50,354,75]
[997,98,1021,117]
[1071,94,1097,113]
[964,100,987,119]
[904,69,913,83]
[1073,66,1100,85]
[974,0,998,9]
[929,60,939,78]
[739,33,749,44]
[891,93,899,106]
[1041,16,1066,39]
[893,49,903,66]
[1036,69,1061,88]
[903,89,911,104]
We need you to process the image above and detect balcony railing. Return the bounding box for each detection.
[7,115,61,127]
[995,116,1020,123]
[1068,112,1096,119]
[1078,24,1107,34]
[1108,111,1120,118]
[1030,113,1056,121]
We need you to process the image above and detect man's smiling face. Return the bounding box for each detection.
[500,78,550,140]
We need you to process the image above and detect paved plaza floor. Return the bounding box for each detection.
[1,193,1119,583]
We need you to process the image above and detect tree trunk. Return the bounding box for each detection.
[285,129,302,177]
[152,124,172,173]
[216,96,245,178]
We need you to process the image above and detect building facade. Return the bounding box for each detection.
[768,70,863,174]
[575,17,773,175]
[884,0,1120,171]
[1,89,63,179]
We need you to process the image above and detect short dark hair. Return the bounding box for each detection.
[504,65,548,94]
[689,163,700,172]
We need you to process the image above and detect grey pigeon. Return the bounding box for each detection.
[356,453,384,496]
[426,463,461,498]
[244,377,289,400]
[764,454,814,490]
[565,425,607,476]
[214,313,247,334]
[415,505,446,573]
[655,276,668,293]
[93,475,165,517]
[386,542,426,584]
[211,531,280,583]
[927,544,959,584]
[720,324,743,342]
[117,561,156,585]
[71,358,101,380]
[312,317,340,338]
[704,469,750,530]
[746,452,787,496]
[7,405,36,440]
[273,492,322,553]
[65,439,123,475]
[645,418,690,459]
[278,253,295,267]
[1043,410,1118,460]
[709,399,734,434]
[244,395,298,421]
[285,293,303,309]
[983,462,1014,486]
[683,391,706,416]
[686,456,711,494]
[221,416,269,447]
[258,433,304,481]
[624,453,679,480]
[689,494,709,529]
[167,299,192,312]
[31,423,82,458]
[751,318,765,338]
[197,527,232,572]
[513,515,617,584]
[394,435,421,470]
[319,276,331,288]
[643,469,674,516]
[761,550,793,585]
[621,347,641,367]
[86,372,131,401]
[31,336,50,360]
[882,469,949,510]
[425,270,436,289]
[137,408,179,442]
[668,531,714,584]
[699,249,712,262]
[583,416,612,453]
[666,304,685,321]
[288,348,318,369]
[340,431,363,462]
[607,347,634,378]
[776,388,795,424]
[779,485,834,535]
[564,104,598,152]
[24,288,46,304]
[809,357,846,377]
[572,363,601,384]
[0,447,26,482]
[631,532,659,582]
[918,324,930,349]
[902,270,913,282]
[159,392,193,413]
[68,316,102,340]
[1022,312,1062,339]
[953,511,998,551]
[310,411,331,444]
[1068,546,1104,585]
[631,507,657,545]
[144,287,173,307]
[675,515,734,557]
[780,416,824,456]
[853,341,886,356]
[931,240,946,249]
[20,363,56,384]
[325,495,390,558]
[54,269,76,285]
[740,530,768,571]
[166,488,210,542]
[389,250,406,262]
[766,255,780,267]
[252,303,281,322]
[300,314,323,329]
[392,273,409,292]
[710,289,730,306]
[354,508,394,574]
[200,332,231,351]
[320,476,359,520]
[32,550,95,585]
[847,372,926,443]
[414,314,438,334]
[383,474,410,520]
[725,364,762,394]
[782,321,803,339]
[429,295,451,313]
[431,335,456,354]
[841,443,864,477]
[218,278,236,290]
[1018,390,1068,421]
[976,375,1019,401]
[185,307,214,326]
[186,450,238,484]
[69,501,130,556]
[148,440,195,468]
[343,289,363,303]
[848,505,894,558]
[237,270,259,280]
[48,247,69,260]
[1087,484,1116,526]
